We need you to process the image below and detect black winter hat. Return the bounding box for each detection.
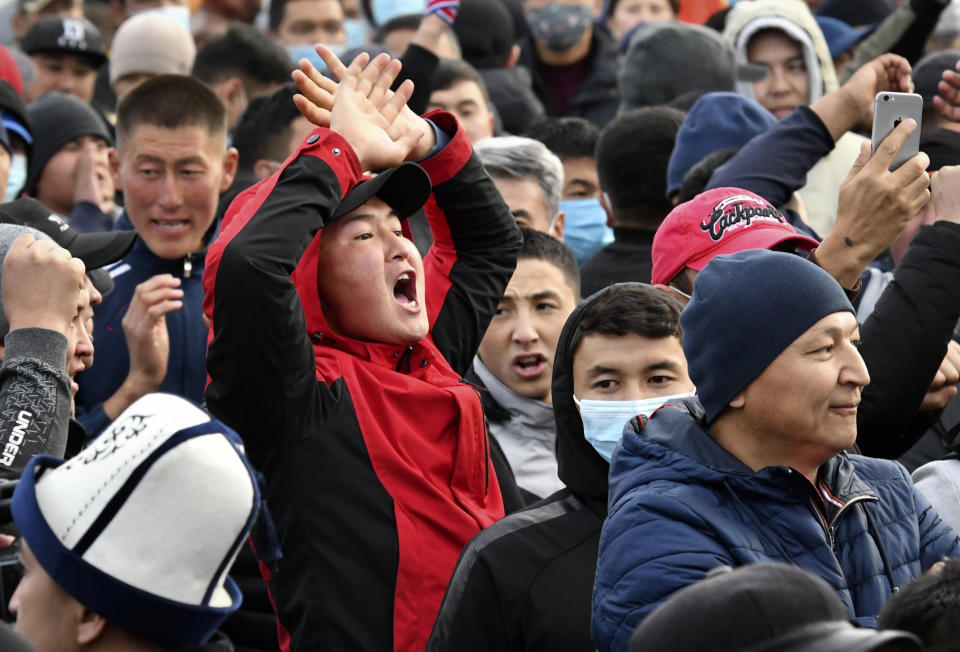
[629,563,923,652]
[921,129,960,172]
[913,49,960,106]
[25,92,112,195]
[452,0,515,69]
[21,16,107,67]
[816,0,894,27]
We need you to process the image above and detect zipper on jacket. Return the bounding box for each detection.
[183,256,193,278]
[808,496,836,550]
[461,378,491,494]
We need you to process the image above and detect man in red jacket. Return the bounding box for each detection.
[203,50,521,651]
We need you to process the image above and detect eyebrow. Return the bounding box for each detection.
[134,154,208,167]
[455,100,480,110]
[585,360,682,378]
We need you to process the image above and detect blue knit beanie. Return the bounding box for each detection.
[666,92,775,198]
[681,249,854,424]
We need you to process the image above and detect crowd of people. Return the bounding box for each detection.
[0,0,958,650]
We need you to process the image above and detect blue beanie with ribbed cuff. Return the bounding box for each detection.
[681,249,854,424]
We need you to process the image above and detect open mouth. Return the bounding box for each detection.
[393,272,420,312]
[512,353,547,379]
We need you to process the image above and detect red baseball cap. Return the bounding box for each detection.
[651,187,820,286]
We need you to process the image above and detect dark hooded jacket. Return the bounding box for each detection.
[204,111,520,652]
[426,285,621,652]
[592,398,960,652]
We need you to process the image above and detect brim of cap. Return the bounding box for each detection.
[68,229,137,270]
[332,162,432,221]
[23,48,107,67]
[752,622,922,652]
[687,228,819,273]
[87,267,114,297]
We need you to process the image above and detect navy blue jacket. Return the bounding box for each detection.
[592,399,960,652]
[75,213,208,437]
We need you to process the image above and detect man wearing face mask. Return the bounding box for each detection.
[0,81,30,203]
[518,0,620,126]
[428,282,693,652]
[527,117,612,266]
[269,0,347,72]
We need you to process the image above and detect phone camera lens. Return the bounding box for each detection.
[883,95,890,101]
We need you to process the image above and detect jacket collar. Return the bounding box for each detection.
[472,357,555,436]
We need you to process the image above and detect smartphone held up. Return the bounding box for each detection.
[871,92,923,171]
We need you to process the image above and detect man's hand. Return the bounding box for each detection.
[814,54,912,140]
[73,141,115,215]
[293,45,435,162]
[934,60,960,123]
[930,165,960,224]
[121,274,182,395]
[921,340,960,410]
[815,119,929,289]
[3,234,87,335]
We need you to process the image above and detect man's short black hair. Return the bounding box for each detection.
[525,117,599,161]
[373,13,421,42]
[192,23,292,92]
[569,284,682,356]
[517,227,580,298]
[596,106,684,229]
[233,83,300,174]
[878,559,960,652]
[431,58,491,106]
[117,74,227,148]
[677,147,739,204]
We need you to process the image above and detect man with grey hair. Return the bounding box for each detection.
[475,135,565,241]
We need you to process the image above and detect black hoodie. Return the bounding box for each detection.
[426,286,621,652]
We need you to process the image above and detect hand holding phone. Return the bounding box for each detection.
[871,92,923,171]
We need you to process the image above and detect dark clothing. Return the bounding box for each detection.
[75,214,208,438]
[0,623,34,652]
[427,286,618,652]
[204,112,520,652]
[479,66,545,136]
[892,0,949,64]
[592,398,960,652]
[708,106,960,459]
[168,632,236,651]
[397,43,441,116]
[220,544,278,652]
[579,227,655,298]
[0,328,70,480]
[518,26,620,127]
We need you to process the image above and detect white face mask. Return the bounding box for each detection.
[4,153,26,202]
[573,392,696,462]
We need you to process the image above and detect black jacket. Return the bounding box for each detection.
[518,26,620,127]
[578,227,656,298]
[427,287,620,651]
[479,66,545,136]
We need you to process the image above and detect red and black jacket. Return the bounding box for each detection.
[203,112,521,651]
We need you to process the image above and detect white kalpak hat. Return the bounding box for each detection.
[12,393,261,647]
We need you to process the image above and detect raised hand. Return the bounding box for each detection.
[3,234,87,335]
[934,60,960,123]
[839,53,913,131]
[815,119,929,289]
[293,45,435,162]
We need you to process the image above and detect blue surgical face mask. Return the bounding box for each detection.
[573,392,697,462]
[134,5,191,32]
[344,17,370,48]
[561,198,613,265]
[372,0,425,27]
[287,43,345,74]
[5,153,26,202]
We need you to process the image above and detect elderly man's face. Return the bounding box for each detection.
[491,175,564,241]
[734,311,869,470]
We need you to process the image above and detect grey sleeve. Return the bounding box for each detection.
[0,328,70,479]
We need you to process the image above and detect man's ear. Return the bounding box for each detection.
[75,604,108,645]
[506,44,521,69]
[599,192,614,228]
[220,147,239,192]
[252,158,281,181]
[108,147,121,188]
[550,210,565,242]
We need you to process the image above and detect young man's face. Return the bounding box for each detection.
[35,135,111,217]
[733,311,869,469]
[428,81,495,144]
[747,30,809,119]
[560,155,600,200]
[315,196,428,345]
[606,0,675,42]
[25,53,98,103]
[491,175,564,240]
[9,539,82,652]
[477,257,578,404]
[572,331,694,401]
[275,0,345,45]
[112,124,237,259]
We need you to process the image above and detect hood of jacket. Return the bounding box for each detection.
[724,0,838,103]
[608,397,878,512]
[551,283,636,504]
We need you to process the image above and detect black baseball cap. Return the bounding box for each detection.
[0,198,136,269]
[332,161,432,221]
[21,16,107,68]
